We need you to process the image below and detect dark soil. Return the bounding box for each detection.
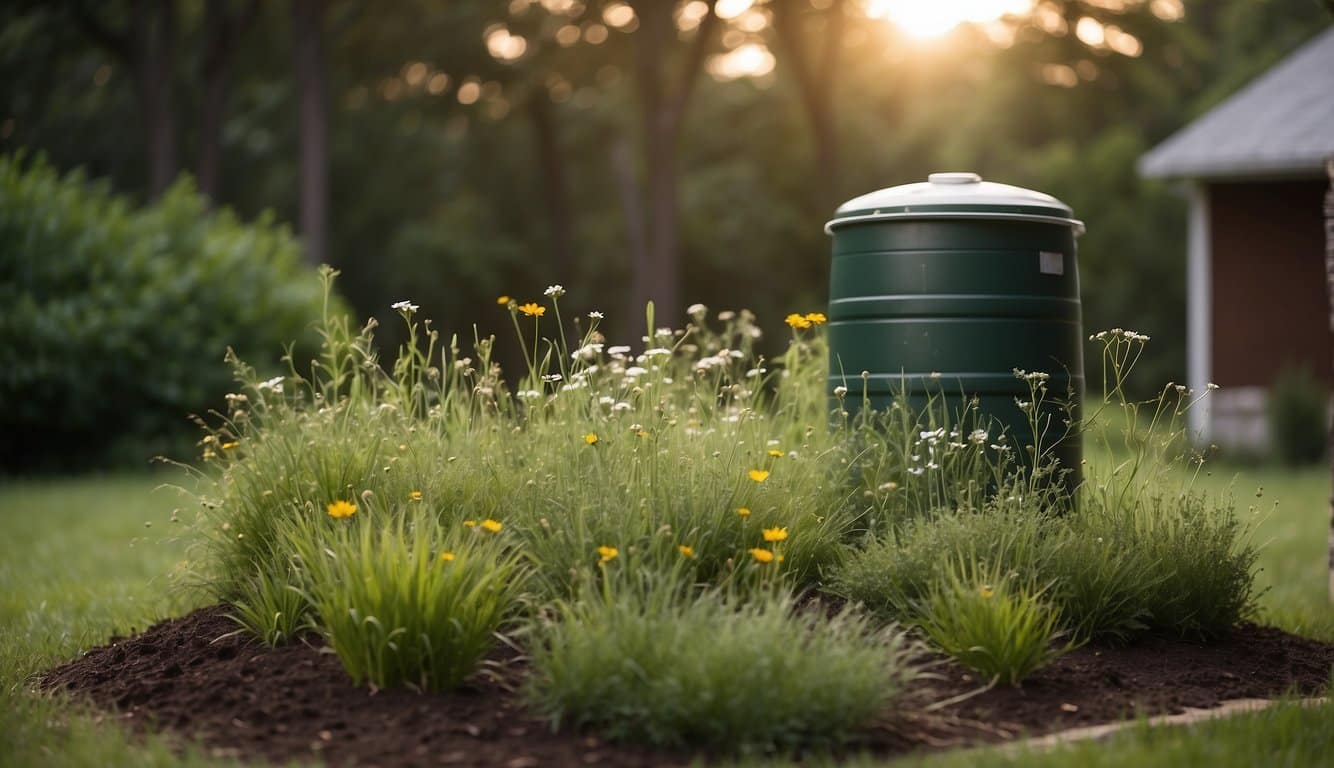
[41,607,1334,767]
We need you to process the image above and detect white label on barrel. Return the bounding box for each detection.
[1039,251,1064,275]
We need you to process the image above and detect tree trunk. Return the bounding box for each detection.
[198,0,258,203]
[70,1,180,198]
[135,1,178,198]
[772,0,844,210]
[292,0,328,267]
[528,93,575,283]
[626,0,716,323]
[1324,156,1334,602]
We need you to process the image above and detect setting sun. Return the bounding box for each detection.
[865,0,1033,38]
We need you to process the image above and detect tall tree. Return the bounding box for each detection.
[292,0,328,266]
[198,0,259,202]
[71,0,179,197]
[626,0,719,321]
[771,0,845,209]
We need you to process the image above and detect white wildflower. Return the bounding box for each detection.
[544,284,565,298]
[391,300,419,313]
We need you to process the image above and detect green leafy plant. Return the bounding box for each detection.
[224,564,310,647]
[287,508,529,692]
[525,578,918,753]
[1267,365,1327,466]
[914,559,1068,686]
[0,153,328,471]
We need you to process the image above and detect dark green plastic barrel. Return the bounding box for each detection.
[825,173,1085,487]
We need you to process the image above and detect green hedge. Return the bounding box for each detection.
[0,154,328,471]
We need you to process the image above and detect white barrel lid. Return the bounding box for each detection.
[826,172,1084,236]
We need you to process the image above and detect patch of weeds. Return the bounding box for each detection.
[526,577,918,753]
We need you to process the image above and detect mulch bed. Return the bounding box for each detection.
[40,606,1334,767]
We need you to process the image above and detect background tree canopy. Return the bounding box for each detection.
[2,0,1331,398]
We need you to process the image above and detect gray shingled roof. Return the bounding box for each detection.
[1138,25,1334,180]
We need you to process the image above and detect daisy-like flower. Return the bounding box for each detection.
[584,433,599,445]
[480,519,503,533]
[749,548,775,564]
[678,545,695,559]
[805,312,827,325]
[747,469,770,483]
[597,545,618,563]
[979,585,995,599]
[326,500,357,519]
[544,284,566,298]
[439,552,455,562]
[519,302,546,317]
[762,526,788,543]
[463,520,477,527]
[391,300,419,313]
[736,507,751,517]
[785,313,812,329]
[497,295,512,305]
[409,490,423,502]
[767,449,783,458]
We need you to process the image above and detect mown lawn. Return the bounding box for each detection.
[1,465,1331,768]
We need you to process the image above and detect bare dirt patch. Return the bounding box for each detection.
[41,607,1334,766]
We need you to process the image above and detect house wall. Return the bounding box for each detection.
[1205,178,1331,451]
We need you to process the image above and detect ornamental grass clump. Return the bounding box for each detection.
[525,580,919,753]
[915,559,1069,686]
[286,509,528,692]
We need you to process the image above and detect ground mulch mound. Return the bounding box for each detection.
[40,606,1334,767]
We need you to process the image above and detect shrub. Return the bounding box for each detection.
[0,154,328,471]
[287,508,529,692]
[914,559,1068,686]
[1039,521,1158,645]
[525,581,918,753]
[1082,486,1261,641]
[1267,365,1327,466]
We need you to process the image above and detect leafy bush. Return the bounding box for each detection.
[914,559,1068,686]
[0,154,327,471]
[1267,365,1327,466]
[525,581,918,753]
[287,508,529,692]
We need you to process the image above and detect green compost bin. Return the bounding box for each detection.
[825,172,1085,488]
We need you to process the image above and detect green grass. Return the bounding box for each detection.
[2,464,1331,766]
[0,473,236,767]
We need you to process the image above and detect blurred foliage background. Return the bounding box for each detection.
[1,0,1330,470]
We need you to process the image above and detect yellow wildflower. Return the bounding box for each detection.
[767,449,783,458]
[518,302,546,317]
[439,552,455,562]
[737,507,751,517]
[326,500,357,519]
[221,441,239,450]
[805,312,827,325]
[497,295,511,305]
[636,430,650,438]
[409,490,423,502]
[785,313,812,329]
[979,585,995,599]
[748,469,770,483]
[678,545,696,559]
[597,545,619,563]
[762,526,788,543]
[749,548,775,564]
[481,519,503,533]
[584,433,599,445]
[463,520,477,527]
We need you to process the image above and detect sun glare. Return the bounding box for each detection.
[865,0,1033,39]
